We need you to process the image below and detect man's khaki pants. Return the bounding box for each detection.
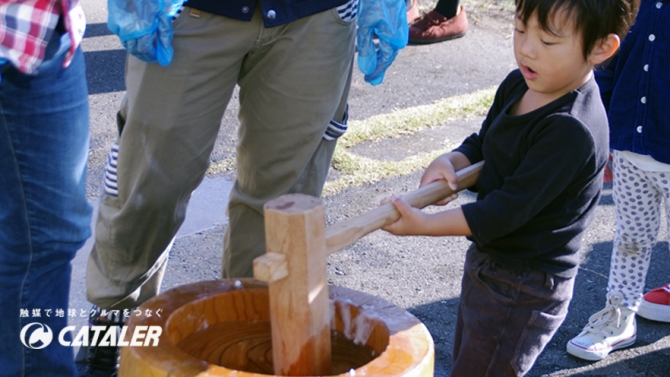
[86,6,356,310]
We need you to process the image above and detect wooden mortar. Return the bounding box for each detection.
[116,279,434,377]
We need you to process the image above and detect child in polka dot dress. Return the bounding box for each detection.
[567,0,670,361]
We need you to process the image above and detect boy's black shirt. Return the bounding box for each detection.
[455,69,609,278]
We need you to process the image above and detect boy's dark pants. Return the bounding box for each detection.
[451,245,575,377]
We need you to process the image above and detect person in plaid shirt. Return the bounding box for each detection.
[0,1,90,377]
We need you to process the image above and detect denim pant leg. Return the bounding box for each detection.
[0,36,91,377]
[451,245,574,377]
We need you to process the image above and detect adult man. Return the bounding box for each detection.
[79,0,406,374]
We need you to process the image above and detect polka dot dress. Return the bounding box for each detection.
[607,151,670,309]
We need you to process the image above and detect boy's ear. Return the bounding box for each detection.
[589,33,621,65]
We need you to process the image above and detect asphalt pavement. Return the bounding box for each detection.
[72,0,670,375]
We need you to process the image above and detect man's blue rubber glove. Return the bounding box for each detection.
[357,0,408,86]
[107,0,184,66]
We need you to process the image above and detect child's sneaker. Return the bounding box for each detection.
[637,282,670,322]
[567,293,636,361]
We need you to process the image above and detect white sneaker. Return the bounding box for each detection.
[566,293,637,361]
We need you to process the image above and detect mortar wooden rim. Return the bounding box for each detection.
[117,279,434,377]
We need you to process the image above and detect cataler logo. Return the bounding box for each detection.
[20,323,53,349]
[19,323,162,348]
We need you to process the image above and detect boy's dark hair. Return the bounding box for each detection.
[516,0,638,59]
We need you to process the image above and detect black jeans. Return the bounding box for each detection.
[451,245,575,377]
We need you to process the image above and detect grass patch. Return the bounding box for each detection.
[324,147,455,195]
[339,87,495,149]
[322,88,495,195]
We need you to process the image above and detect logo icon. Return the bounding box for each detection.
[20,323,53,349]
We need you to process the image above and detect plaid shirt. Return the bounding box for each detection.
[0,0,86,74]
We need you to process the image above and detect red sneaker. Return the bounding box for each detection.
[638,283,670,322]
[603,153,613,183]
[409,6,468,45]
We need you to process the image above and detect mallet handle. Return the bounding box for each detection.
[325,161,484,255]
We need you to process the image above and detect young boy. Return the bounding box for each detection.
[382,0,635,375]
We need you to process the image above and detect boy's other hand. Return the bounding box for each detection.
[420,155,459,205]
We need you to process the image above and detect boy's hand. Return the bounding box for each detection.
[381,196,429,235]
[420,155,459,205]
